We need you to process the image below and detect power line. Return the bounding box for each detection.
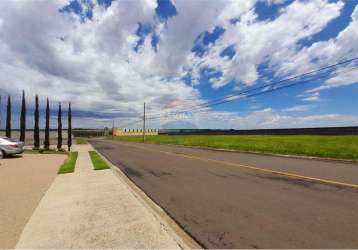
[144,64,358,122]
[192,56,358,109]
[147,57,358,119]
[124,65,358,127]
[185,65,358,112]
[120,57,358,128]
[121,118,143,128]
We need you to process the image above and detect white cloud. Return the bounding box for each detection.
[308,67,358,92]
[278,4,358,91]
[0,0,198,118]
[282,105,312,112]
[186,0,344,88]
[302,92,320,102]
[0,0,356,129]
[147,108,358,129]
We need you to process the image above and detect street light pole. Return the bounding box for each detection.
[143,102,146,142]
[112,119,114,138]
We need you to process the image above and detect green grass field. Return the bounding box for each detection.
[58,152,78,174]
[113,135,358,161]
[75,138,88,144]
[89,151,110,170]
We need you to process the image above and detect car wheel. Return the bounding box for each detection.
[0,150,4,159]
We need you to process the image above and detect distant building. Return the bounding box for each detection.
[113,128,158,136]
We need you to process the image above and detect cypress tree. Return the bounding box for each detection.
[57,103,62,150]
[34,95,40,149]
[44,98,50,150]
[67,102,72,151]
[6,95,11,138]
[20,90,26,142]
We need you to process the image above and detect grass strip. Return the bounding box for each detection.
[89,151,110,170]
[112,135,358,161]
[58,152,78,174]
[76,138,88,144]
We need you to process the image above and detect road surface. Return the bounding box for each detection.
[90,139,358,249]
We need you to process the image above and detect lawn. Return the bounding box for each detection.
[113,135,358,161]
[75,138,88,144]
[89,151,110,170]
[58,152,78,174]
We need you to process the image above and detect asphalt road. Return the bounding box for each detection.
[90,139,358,249]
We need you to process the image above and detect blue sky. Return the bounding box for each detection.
[0,0,358,129]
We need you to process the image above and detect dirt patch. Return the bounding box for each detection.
[0,154,66,248]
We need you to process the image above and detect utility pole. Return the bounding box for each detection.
[143,102,146,142]
[112,119,114,138]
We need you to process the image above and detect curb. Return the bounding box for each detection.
[92,146,202,249]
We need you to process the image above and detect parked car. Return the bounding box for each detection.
[0,137,24,158]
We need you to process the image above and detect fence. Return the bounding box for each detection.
[113,128,158,136]
[71,129,108,137]
[158,126,358,136]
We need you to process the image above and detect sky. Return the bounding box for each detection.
[0,0,358,129]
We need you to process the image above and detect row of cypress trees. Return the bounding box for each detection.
[1,91,72,151]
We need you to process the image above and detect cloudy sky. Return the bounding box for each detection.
[0,0,357,129]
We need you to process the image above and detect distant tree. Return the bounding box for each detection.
[20,90,26,142]
[6,95,11,138]
[44,98,50,150]
[34,95,40,149]
[57,103,62,150]
[67,103,72,151]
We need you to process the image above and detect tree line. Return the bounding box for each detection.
[0,91,72,151]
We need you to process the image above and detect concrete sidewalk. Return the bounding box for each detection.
[16,145,181,249]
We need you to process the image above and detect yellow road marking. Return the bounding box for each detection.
[119,142,358,189]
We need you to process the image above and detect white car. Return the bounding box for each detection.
[0,137,24,158]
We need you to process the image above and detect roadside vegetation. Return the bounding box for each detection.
[89,151,110,170]
[76,138,88,144]
[1,90,73,152]
[58,151,78,174]
[113,135,358,161]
